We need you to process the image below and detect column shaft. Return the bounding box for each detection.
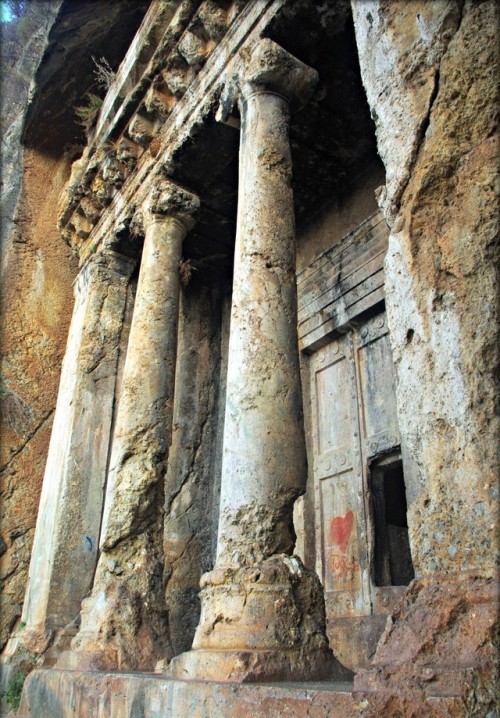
[169,39,348,683]
[59,183,199,671]
[101,216,185,548]
[216,89,306,565]
[4,251,134,658]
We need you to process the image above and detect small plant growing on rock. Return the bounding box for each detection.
[92,55,115,90]
[3,671,25,712]
[74,92,103,130]
[179,257,198,287]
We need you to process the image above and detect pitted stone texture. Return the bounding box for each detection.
[163,284,226,656]
[217,495,299,567]
[354,577,499,716]
[4,251,133,661]
[58,531,170,672]
[215,77,308,569]
[18,669,481,717]
[171,42,334,682]
[351,0,463,224]
[147,180,200,229]
[354,0,499,579]
[100,198,198,552]
[352,0,499,705]
[198,0,228,42]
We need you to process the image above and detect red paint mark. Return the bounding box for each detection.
[329,553,359,578]
[330,510,354,553]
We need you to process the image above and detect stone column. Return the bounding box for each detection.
[2,250,135,665]
[58,181,199,671]
[169,40,348,683]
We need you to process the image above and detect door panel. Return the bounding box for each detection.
[315,355,351,455]
[310,334,371,618]
[356,314,400,456]
[309,312,404,627]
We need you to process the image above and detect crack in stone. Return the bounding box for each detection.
[392,2,466,218]
[0,408,54,474]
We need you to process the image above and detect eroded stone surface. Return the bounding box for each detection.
[354,576,499,715]
[168,554,351,682]
[168,40,336,682]
[2,250,133,674]
[163,282,226,656]
[350,0,499,706]
[58,188,199,671]
[2,0,498,711]
[18,668,479,718]
[0,4,74,652]
[353,0,499,578]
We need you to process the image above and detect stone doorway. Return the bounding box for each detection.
[306,309,414,670]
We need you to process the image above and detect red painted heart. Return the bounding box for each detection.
[330,511,354,553]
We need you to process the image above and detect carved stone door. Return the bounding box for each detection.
[310,331,371,619]
[309,311,411,667]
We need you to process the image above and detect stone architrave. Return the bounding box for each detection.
[2,250,135,662]
[58,181,200,671]
[169,39,349,683]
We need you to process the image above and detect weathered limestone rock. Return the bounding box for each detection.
[0,146,77,658]
[351,0,499,705]
[18,667,484,718]
[169,39,347,683]
[354,577,499,713]
[351,0,464,225]
[18,670,356,718]
[0,4,73,655]
[2,250,134,665]
[1,0,150,662]
[3,0,498,712]
[58,181,199,671]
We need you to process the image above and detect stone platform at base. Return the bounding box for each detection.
[18,669,473,718]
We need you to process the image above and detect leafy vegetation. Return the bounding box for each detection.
[74,57,115,130]
[2,671,25,712]
[74,92,103,128]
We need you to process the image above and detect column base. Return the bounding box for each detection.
[2,625,53,658]
[1,623,77,694]
[165,554,352,683]
[167,646,351,683]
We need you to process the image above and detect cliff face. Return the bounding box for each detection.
[0,0,149,654]
[0,1,75,653]
[353,0,499,580]
[351,1,499,713]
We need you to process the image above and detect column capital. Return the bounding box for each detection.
[81,246,136,279]
[240,38,318,107]
[143,179,200,233]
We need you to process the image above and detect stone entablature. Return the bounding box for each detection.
[57,0,285,262]
[297,210,388,352]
